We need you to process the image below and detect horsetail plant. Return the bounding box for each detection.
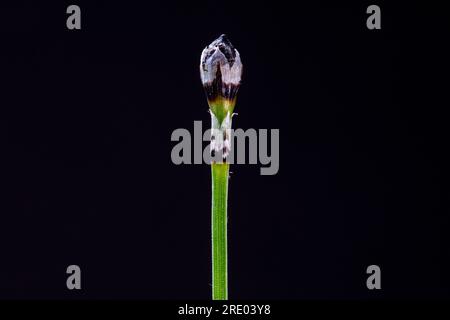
[200,34,243,300]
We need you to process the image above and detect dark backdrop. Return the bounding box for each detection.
[1,1,449,299]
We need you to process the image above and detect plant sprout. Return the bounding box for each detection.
[200,34,243,300]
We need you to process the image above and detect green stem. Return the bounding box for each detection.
[211,162,229,300]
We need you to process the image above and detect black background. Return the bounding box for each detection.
[1,1,449,299]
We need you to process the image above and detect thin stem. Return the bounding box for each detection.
[211,162,229,300]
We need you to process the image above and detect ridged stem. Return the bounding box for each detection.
[211,162,229,300]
